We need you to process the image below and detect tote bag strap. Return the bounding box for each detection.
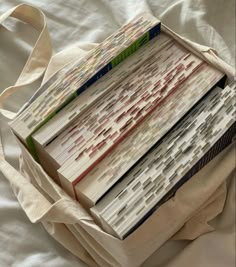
[162,24,235,80]
[0,3,52,109]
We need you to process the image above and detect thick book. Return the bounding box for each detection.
[10,14,161,157]
[91,82,236,239]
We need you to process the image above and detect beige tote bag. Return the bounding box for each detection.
[0,4,235,267]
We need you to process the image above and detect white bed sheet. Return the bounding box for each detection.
[0,0,235,267]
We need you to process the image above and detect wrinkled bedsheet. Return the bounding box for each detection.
[0,1,235,267]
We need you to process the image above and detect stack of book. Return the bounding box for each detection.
[10,14,235,240]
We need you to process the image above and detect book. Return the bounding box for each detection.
[10,14,161,157]
[91,82,236,239]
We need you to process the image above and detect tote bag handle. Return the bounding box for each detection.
[0,3,52,108]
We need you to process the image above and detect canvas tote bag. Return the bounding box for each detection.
[0,4,235,267]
